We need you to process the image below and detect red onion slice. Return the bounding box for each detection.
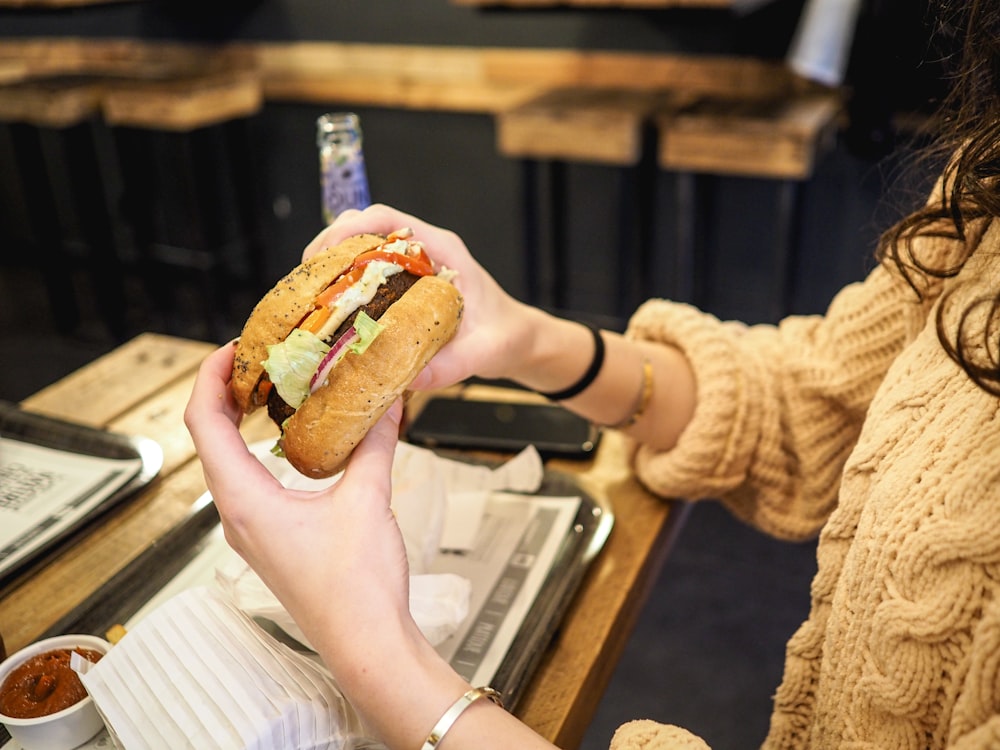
[310,327,358,392]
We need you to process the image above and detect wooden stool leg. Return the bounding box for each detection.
[674,171,712,307]
[113,118,262,342]
[520,158,568,313]
[617,124,657,321]
[521,159,542,307]
[186,127,228,340]
[63,120,129,341]
[114,126,166,327]
[770,180,802,322]
[223,117,267,298]
[549,160,568,312]
[9,123,79,333]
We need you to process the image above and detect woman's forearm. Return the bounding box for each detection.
[506,305,697,452]
[314,613,555,749]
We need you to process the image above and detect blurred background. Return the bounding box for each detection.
[0,1,947,747]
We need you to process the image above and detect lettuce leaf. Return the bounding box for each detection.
[262,329,330,409]
[347,310,383,354]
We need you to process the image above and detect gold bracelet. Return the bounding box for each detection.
[420,686,504,750]
[609,359,653,429]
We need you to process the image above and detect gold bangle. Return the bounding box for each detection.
[609,359,653,429]
[420,686,504,750]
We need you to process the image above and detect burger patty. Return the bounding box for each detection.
[267,269,420,425]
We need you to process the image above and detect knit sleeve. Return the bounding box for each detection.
[608,720,711,749]
[949,720,1000,748]
[624,254,942,541]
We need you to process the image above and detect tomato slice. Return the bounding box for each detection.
[350,249,435,277]
[412,246,432,268]
[312,249,434,312]
[314,266,366,309]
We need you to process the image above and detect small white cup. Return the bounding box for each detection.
[0,634,110,750]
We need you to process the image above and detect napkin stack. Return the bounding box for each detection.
[79,586,370,750]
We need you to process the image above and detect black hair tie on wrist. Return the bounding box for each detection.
[538,322,605,401]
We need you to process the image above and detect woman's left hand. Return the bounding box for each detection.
[185,343,561,750]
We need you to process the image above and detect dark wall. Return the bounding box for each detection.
[1,0,943,338]
[0,0,800,54]
[251,103,529,303]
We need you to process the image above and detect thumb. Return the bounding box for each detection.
[342,400,403,495]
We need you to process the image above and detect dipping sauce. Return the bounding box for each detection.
[0,647,103,719]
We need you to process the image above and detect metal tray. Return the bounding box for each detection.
[38,459,613,713]
[0,400,164,586]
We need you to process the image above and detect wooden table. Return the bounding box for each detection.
[0,332,686,749]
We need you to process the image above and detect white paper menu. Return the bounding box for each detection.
[0,437,143,578]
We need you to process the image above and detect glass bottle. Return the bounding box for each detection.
[317,112,372,224]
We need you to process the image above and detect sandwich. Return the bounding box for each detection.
[231,229,463,478]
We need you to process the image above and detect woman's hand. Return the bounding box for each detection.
[303,204,541,390]
[303,204,697,448]
[184,343,556,749]
[183,342,412,652]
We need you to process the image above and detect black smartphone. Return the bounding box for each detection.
[405,397,601,459]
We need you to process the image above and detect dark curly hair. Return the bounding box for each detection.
[876,0,1000,394]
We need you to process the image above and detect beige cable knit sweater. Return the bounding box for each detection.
[608,203,1000,749]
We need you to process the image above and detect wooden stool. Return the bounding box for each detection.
[102,70,264,341]
[0,77,128,339]
[657,92,842,319]
[497,89,685,323]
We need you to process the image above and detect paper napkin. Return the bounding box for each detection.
[215,441,545,650]
[79,586,370,750]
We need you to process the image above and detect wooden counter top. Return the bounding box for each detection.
[0,39,803,115]
[0,332,685,749]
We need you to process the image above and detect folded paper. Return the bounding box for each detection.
[215,560,471,650]
[228,440,544,650]
[79,586,369,750]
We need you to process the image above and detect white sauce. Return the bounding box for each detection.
[315,260,402,341]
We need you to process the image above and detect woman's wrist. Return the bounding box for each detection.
[499,310,696,450]
[314,612,471,749]
[308,598,556,749]
[505,308,600,394]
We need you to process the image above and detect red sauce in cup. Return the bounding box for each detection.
[0,647,103,719]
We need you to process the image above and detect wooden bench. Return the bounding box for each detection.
[497,88,692,320]
[101,70,262,131]
[498,88,686,165]
[0,77,104,127]
[657,92,841,317]
[0,77,128,338]
[0,40,799,114]
[658,93,841,179]
[496,86,841,321]
[100,70,265,341]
